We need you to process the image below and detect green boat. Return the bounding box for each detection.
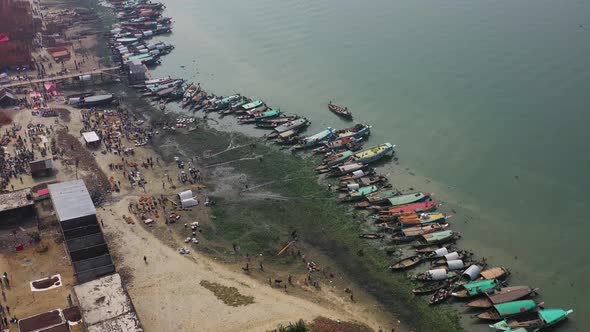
[365,190,399,204]
[339,185,379,203]
[490,308,573,331]
[242,100,264,110]
[477,300,541,321]
[452,279,501,298]
[414,230,458,248]
[387,192,431,207]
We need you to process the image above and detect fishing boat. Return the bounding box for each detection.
[255,116,299,129]
[339,185,380,203]
[399,212,448,227]
[390,255,423,270]
[415,244,454,255]
[489,308,573,331]
[350,143,395,164]
[266,118,310,138]
[430,250,471,267]
[241,100,264,111]
[477,300,542,321]
[292,127,334,149]
[481,267,511,280]
[335,123,371,139]
[328,101,353,120]
[313,136,362,154]
[239,109,281,124]
[466,286,539,309]
[413,230,460,248]
[451,278,502,298]
[328,163,368,177]
[338,175,388,191]
[69,94,114,108]
[316,151,354,171]
[413,269,460,282]
[429,287,454,305]
[215,94,242,110]
[387,192,431,208]
[392,223,449,242]
[412,281,450,295]
[376,201,438,221]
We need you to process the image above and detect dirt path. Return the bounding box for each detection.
[99,199,398,332]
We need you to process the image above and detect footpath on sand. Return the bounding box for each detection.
[98,199,401,332]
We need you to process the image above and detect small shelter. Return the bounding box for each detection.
[0,88,17,106]
[0,188,35,228]
[178,190,198,208]
[82,131,101,148]
[29,158,53,177]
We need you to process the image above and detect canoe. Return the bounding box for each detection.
[477,300,542,321]
[393,223,449,242]
[387,192,431,207]
[413,230,459,248]
[336,123,371,139]
[466,286,539,309]
[351,143,395,164]
[399,212,448,227]
[241,100,264,110]
[413,269,460,282]
[339,185,380,203]
[412,281,450,295]
[489,308,573,331]
[481,267,511,280]
[430,250,471,266]
[389,255,423,271]
[451,278,501,298]
[328,102,353,120]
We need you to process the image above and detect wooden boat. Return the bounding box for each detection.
[328,163,368,177]
[316,152,354,172]
[266,118,310,138]
[255,116,298,129]
[338,175,388,191]
[335,123,371,139]
[241,100,264,110]
[239,109,281,124]
[489,308,573,331]
[350,143,395,164]
[413,230,459,248]
[359,233,383,240]
[328,102,353,120]
[455,264,485,286]
[430,250,471,266]
[313,136,361,154]
[451,278,502,298]
[415,244,453,255]
[429,286,453,305]
[389,255,423,271]
[292,128,334,149]
[413,269,460,282]
[392,223,449,242]
[376,201,438,221]
[69,94,114,107]
[412,281,449,295]
[466,286,539,309]
[477,300,542,321]
[339,185,380,203]
[387,192,431,208]
[430,259,472,272]
[481,267,510,280]
[399,212,448,227]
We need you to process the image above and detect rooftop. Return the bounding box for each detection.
[0,188,33,213]
[48,180,96,222]
[82,131,100,143]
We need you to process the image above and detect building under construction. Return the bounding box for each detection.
[0,0,43,68]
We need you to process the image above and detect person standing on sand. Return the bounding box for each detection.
[143,256,147,264]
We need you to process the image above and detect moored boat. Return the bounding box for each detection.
[376,201,438,221]
[477,300,542,321]
[481,266,511,280]
[335,123,371,139]
[489,308,573,331]
[399,212,448,227]
[387,192,431,208]
[350,143,395,164]
[313,136,362,154]
[412,281,450,295]
[451,278,502,298]
[339,185,380,203]
[413,230,460,248]
[327,162,368,177]
[292,127,334,149]
[392,223,449,242]
[390,255,423,270]
[328,101,353,120]
[466,286,539,309]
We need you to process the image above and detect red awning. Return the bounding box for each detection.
[0,33,9,43]
[37,188,49,196]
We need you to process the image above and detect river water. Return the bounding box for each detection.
[150,0,589,330]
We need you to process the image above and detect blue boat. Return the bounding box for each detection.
[293,127,334,149]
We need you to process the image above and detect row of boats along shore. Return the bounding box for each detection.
[103,1,573,331]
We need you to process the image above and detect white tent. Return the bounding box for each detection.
[178,190,193,200]
[82,131,100,144]
[181,198,198,208]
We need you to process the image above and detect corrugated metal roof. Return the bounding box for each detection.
[82,131,100,143]
[48,180,96,222]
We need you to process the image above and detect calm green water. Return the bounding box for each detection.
[151,0,589,330]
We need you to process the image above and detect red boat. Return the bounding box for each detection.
[377,201,438,221]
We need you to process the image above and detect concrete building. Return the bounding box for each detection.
[48,180,115,283]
